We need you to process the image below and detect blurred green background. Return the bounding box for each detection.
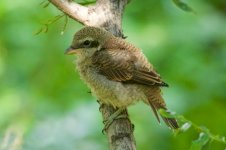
[0,0,226,150]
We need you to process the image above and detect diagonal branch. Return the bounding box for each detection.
[48,0,88,24]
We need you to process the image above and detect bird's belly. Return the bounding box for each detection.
[78,67,145,108]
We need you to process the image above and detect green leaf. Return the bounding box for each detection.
[34,14,65,35]
[199,126,210,134]
[33,28,43,35]
[61,15,68,35]
[221,136,226,143]
[189,132,210,150]
[180,122,192,132]
[158,109,176,118]
[75,0,96,5]
[172,0,195,14]
[40,1,50,8]
[43,25,48,33]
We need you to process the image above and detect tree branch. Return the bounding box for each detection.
[48,0,88,24]
[48,0,136,149]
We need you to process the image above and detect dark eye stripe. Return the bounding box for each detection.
[80,40,99,48]
[83,40,90,45]
[89,41,99,48]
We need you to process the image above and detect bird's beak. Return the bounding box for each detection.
[65,46,78,55]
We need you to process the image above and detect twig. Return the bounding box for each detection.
[48,0,88,24]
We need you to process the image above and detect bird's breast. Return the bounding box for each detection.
[75,59,146,108]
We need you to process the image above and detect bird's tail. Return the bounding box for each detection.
[145,88,179,129]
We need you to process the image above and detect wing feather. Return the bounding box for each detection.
[92,39,168,87]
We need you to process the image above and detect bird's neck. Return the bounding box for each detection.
[76,55,91,66]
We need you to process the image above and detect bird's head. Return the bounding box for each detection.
[65,26,113,57]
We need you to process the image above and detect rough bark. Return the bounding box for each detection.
[48,0,136,149]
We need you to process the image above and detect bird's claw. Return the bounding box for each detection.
[102,108,127,133]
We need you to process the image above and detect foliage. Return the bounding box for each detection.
[159,109,226,149]
[34,14,67,35]
[0,0,226,150]
[172,0,195,14]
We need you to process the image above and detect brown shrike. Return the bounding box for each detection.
[65,26,179,129]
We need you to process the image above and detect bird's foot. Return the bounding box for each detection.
[97,100,104,112]
[102,108,127,133]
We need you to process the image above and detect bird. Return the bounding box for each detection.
[65,26,179,130]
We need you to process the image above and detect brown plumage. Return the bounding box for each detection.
[65,26,179,129]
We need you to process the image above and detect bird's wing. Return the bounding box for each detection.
[92,40,168,87]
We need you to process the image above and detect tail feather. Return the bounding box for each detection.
[149,102,160,123]
[149,101,179,129]
[161,109,179,129]
[145,88,179,129]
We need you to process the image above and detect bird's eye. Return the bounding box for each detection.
[83,40,91,46]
